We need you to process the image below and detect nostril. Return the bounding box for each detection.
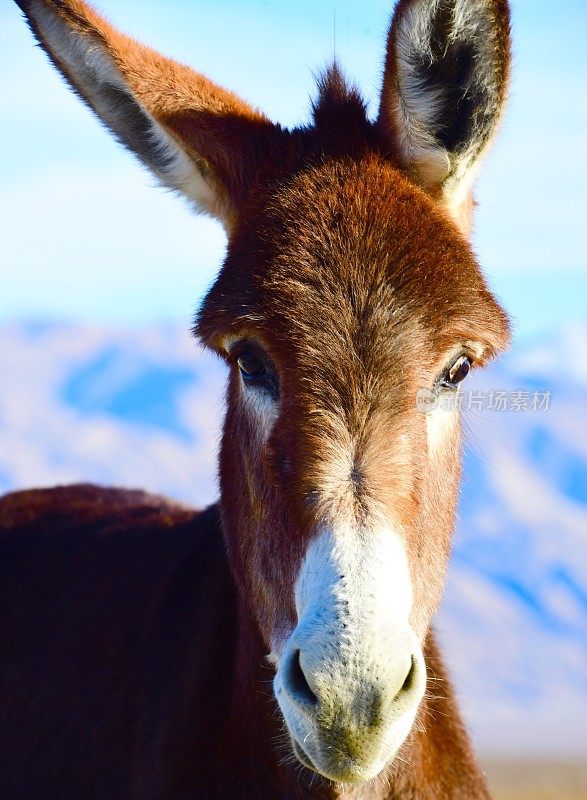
[402,656,416,692]
[285,649,318,708]
[398,655,418,697]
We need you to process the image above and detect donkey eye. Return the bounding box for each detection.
[237,351,266,379]
[236,348,279,401]
[441,355,471,388]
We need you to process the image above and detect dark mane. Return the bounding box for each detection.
[309,63,372,154]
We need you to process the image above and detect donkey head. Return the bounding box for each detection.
[18,0,511,784]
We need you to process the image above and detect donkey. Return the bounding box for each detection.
[2,0,512,797]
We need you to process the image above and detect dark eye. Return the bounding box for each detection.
[236,347,278,399]
[442,355,471,388]
[237,350,266,380]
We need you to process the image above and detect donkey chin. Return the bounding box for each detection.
[273,526,427,783]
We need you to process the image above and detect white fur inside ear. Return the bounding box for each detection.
[394,1,452,187]
[392,0,502,196]
[26,0,230,227]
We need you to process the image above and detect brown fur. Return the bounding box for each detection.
[0,486,490,799]
[5,1,513,796]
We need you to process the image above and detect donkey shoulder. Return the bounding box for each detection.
[0,485,238,799]
[0,483,228,625]
[0,483,201,532]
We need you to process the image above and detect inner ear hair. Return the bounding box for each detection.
[15,0,281,230]
[378,0,511,205]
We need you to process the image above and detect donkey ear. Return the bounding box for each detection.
[377,0,511,222]
[15,0,282,232]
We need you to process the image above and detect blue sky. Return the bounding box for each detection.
[1,0,585,343]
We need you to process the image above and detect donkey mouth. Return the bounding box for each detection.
[282,700,397,784]
[288,728,388,784]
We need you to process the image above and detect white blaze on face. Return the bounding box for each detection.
[292,523,416,703]
[295,524,413,635]
[273,521,426,782]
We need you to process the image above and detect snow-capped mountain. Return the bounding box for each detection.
[0,322,225,506]
[0,321,585,757]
